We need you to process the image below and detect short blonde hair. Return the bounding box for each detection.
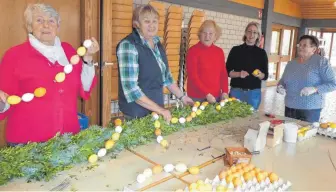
[24,3,60,33]
[132,4,159,28]
[242,22,262,45]
[198,20,222,41]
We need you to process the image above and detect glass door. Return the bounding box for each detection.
[267,24,298,86]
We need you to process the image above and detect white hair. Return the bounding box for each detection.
[24,3,61,33]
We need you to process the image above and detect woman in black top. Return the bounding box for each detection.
[226,22,269,110]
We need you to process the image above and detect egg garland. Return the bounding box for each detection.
[317,121,336,139]
[178,163,292,192]
[136,162,188,184]
[87,118,124,164]
[6,39,94,106]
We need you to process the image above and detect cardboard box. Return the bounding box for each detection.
[267,124,284,147]
[244,121,270,152]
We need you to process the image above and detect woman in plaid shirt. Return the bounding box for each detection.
[116,5,194,122]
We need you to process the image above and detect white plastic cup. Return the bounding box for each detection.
[283,123,298,143]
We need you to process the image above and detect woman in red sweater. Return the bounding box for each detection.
[186,20,229,103]
[0,3,98,146]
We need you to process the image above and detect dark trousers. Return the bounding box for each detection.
[285,106,322,123]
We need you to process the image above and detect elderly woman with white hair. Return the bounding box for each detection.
[186,20,229,103]
[226,22,269,110]
[0,3,99,146]
[116,4,194,122]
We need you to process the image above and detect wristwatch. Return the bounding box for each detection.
[178,93,186,100]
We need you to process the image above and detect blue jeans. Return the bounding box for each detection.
[285,107,321,123]
[229,88,261,110]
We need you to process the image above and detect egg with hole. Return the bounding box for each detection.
[97,148,107,157]
[77,46,87,56]
[70,55,80,64]
[188,166,200,175]
[175,163,187,173]
[164,164,174,173]
[156,136,163,143]
[143,168,153,178]
[152,164,163,174]
[22,93,34,102]
[179,117,186,124]
[64,64,73,74]
[152,113,159,120]
[7,95,21,105]
[192,106,198,112]
[83,39,93,48]
[136,174,146,183]
[200,105,205,110]
[115,126,123,133]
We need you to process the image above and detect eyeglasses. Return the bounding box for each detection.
[246,30,258,35]
[296,44,314,48]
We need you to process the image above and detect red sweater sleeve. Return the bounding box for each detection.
[220,50,229,94]
[0,48,19,120]
[186,47,209,97]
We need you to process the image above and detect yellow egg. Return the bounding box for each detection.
[196,179,204,186]
[34,87,47,98]
[88,154,98,163]
[189,183,197,190]
[171,117,178,124]
[154,120,161,128]
[330,123,336,128]
[216,185,228,192]
[112,133,120,141]
[216,105,221,111]
[191,112,197,118]
[7,95,21,105]
[188,166,200,175]
[196,109,202,115]
[77,46,87,56]
[55,72,66,83]
[194,101,201,107]
[230,165,237,172]
[243,166,250,172]
[253,69,260,76]
[105,139,115,149]
[256,172,264,182]
[152,164,163,174]
[160,139,169,148]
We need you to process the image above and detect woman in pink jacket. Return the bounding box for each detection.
[0,3,99,146]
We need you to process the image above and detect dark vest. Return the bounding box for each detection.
[116,29,169,119]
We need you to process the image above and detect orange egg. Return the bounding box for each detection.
[230,165,237,172]
[256,172,264,182]
[249,170,256,177]
[269,172,279,183]
[232,172,241,178]
[233,177,242,187]
[253,167,261,173]
[243,172,252,182]
[225,174,234,183]
[219,170,227,180]
[236,164,243,170]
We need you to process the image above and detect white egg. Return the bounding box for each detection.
[220,101,225,107]
[250,186,255,191]
[152,114,159,120]
[164,164,174,173]
[22,93,34,102]
[242,183,247,190]
[247,180,253,187]
[143,168,153,178]
[175,163,187,173]
[213,175,220,184]
[97,148,107,157]
[156,136,163,143]
[64,64,73,74]
[179,117,186,124]
[115,126,123,133]
[83,39,93,48]
[265,177,270,184]
[228,182,234,189]
[224,99,229,102]
[255,185,261,191]
[286,181,292,187]
[136,174,146,183]
[278,178,284,185]
[312,122,320,128]
[237,99,241,102]
[250,107,254,111]
[192,106,198,112]
[200,105,205,110]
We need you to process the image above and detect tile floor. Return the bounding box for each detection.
[260,86,336,122]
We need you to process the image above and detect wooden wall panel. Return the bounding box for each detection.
[0,0,82,147]
[81,0,100,125]
[274,0,302,18]
[229,0,264,9]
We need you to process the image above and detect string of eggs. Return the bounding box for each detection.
[6,39,94,105]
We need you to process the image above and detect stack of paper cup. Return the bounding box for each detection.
[283,123,299,143]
